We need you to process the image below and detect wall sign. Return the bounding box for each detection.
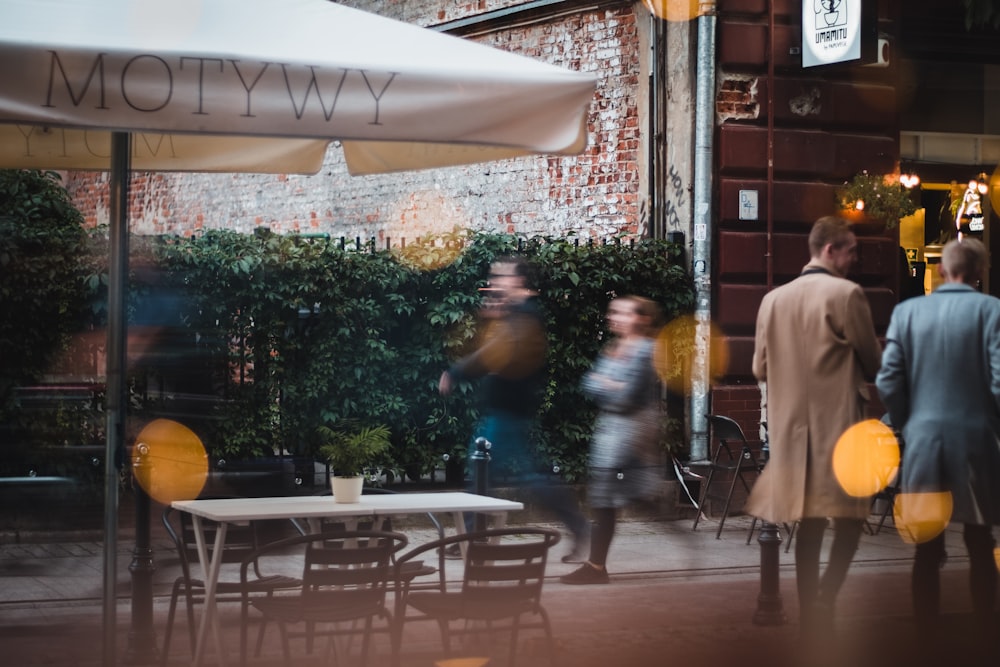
[739,189,759,221]
[802,0,862,68]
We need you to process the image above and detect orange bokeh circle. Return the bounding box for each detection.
[132,418,208,504]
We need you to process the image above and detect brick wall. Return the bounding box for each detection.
[337,0,525,27]
[65,4,645,244]
[708,1,900,437]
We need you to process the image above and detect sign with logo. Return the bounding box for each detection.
[802,0,862,68]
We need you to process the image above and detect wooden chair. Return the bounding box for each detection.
[159,504,299,667]
[242,529,408,667]
[392,527,561,667]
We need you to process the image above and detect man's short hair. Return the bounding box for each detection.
[808,216,854,257]
[942,237,988,282]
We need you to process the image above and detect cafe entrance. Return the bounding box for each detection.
[897,171,996,299]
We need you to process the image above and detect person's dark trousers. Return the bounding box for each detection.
[587,507,616,566]
[913,524,996,646]
[534,484,590,550]
[462,413,535,533]
[794,517,864,629]
[912,531,946,637]
[461,414,589,548]
[464,475,588,541]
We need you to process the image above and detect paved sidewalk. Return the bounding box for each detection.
[0,512,991,667]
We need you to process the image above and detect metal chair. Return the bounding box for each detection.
[867,483,900,535]
[291,487,447,635]
[293,487,445,588]
[742,420,796,551]
[243,529,408,667]
[392,527,561,667]
[159,504,299,667]
[692,414,762,539]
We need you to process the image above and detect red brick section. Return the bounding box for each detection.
[64,5,644,244]
[711,1,901,414]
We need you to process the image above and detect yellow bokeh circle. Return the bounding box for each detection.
[990,163,1000,219]
[132,418,208,504]
[832,419,900,497]
[475,317,546,380]
[392,237,464,272]
[893,492,954,545]
[642,0,701,21]
[652,315,730,395]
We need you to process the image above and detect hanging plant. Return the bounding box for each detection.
[837,171,917,229]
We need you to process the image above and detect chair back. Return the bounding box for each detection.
[395,527,560,609]
[707,414,750,445]
[303,531,406,597]
[243,530,408,602]
[461,528,560,607]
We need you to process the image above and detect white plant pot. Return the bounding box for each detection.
[330,475,364,503]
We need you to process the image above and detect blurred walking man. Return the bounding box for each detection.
[439,257,589,560]
[746,216,882,639]
[876,238,1000,659]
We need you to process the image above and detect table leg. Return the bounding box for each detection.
[450,511,469,558]
[449,511,508,558]
[191,517,228,667]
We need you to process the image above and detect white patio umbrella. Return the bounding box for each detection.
[0,0,595,174]
[0,1,596,663]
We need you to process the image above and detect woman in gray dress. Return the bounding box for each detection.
[561,295,662,584]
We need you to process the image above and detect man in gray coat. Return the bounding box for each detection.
[876,238,1000,652]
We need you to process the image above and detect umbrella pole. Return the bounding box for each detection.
[103,131,131,667]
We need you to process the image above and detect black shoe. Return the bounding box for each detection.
[559,562,609,585]
[443,544,463,560]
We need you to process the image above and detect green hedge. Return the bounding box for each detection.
[1,172,694,487]
[148,228,693,483]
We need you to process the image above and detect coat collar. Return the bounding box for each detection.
[934,282,977,294]
[800,261,834,277]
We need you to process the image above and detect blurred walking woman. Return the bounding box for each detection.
[561,296,662,584]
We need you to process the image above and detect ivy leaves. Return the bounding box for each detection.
[3,204,694,485]
[151,230,694,480]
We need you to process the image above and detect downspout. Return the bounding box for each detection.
[648,14,661,238]
[689,1,717,463]
[767,2,774,291]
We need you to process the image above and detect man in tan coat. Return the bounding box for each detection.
[746,216,882,636]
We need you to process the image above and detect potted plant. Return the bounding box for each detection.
[316,421,391,503]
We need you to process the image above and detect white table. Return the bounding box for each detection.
[171,491,523,667]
